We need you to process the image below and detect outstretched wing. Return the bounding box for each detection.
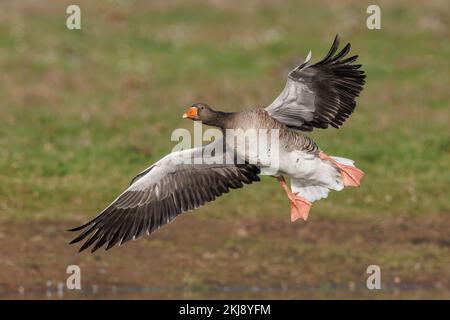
[265,35,366,131]
[69,141,260,252]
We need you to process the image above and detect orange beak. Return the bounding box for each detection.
[182,107,198,119]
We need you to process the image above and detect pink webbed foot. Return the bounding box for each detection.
[319,152,364,187]
[277,176,311,222]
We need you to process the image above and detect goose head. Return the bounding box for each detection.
[182,103,219,124]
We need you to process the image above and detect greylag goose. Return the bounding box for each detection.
[70,35,365,252]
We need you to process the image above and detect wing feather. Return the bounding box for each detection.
[266,35,366,131]
[69,140,260,252]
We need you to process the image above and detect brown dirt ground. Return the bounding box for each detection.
[0,214,449,299]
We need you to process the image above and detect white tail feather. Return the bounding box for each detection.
[330,156,355,166]
[291,179,330,203]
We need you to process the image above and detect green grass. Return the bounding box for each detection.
[0,0,448,221]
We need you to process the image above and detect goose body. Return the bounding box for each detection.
[70,35,366,252]
[217,108,346,206]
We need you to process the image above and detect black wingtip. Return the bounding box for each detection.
[69,238,79,245]
[333,34,340,44]
[67,221,90,232]
[78,239,93,252]
[90,247,99,254]
[67,226,83,232]
[313,34,341,67]
[333,43,351,61]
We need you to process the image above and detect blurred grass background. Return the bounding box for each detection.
[0,0,448,299]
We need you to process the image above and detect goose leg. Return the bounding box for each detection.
[276,176,311,222]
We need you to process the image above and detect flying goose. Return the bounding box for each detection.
[70,35,365,252]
